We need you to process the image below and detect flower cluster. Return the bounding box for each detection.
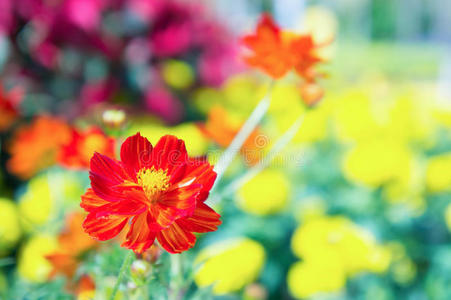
[0,0,240,123]
[0,3,450,300]
[7,116,114,179]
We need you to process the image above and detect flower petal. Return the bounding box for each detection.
[120,132,153,179]
[89,152,130,202]
[80,188,109,213]
[242,14,292,78]
[81,187,148,216]
[176,202,221,233]
[122,212,157,253]
[83,213,128,241]
[183,160,217,201]
[157,222,196,254]
[150,204,179,229]
[159,183,202,214]
[151,135,188,174]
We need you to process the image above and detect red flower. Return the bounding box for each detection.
[80,133,221,254]
[242,13,324,81]
[58,127,116,169]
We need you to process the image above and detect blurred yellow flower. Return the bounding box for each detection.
[343,139,413,187]
[433,107,451,128]
[332,90,382,143]
[0,198,22,255]
[19,174,54,229]
[18,234,58,283]
[269,82,330,144]
[161,60,194,90]
[426,153,451,193]
[386,95,435,146]
[194,238,266,294]
[237,169,290,215]
[288,258,346,299]
[293,103,329,144]
[291,216,390,287]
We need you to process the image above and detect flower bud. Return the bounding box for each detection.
[102,109,126,129]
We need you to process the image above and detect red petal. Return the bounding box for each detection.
[89,152,130,202]
[151,135,188,174]
[184,161,216,195]
[156,222,196,254]
[120,133,153,179]
[122,212,157,253]
[176,203,221,233]
[83,213,128,241]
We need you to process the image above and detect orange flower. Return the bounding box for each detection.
[198,106,264,166]
[46,212,98,279]
[7,116,71,179]
[81,133,221,254]
[58,127,116,169]
[0,84,22,131]
[243,13,324,80]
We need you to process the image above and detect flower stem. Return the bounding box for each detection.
[211,81,274,192]
[110,250,134,300]
[221,113,305,197]
[169,254,183,300]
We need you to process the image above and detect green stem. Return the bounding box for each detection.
[210,81,274,194]
[109,251,134,300]
[221,113,305,197]
[169,254,183,300]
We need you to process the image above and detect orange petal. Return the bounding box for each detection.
[122,212,157,254]
[176,203,221,233]
[156,222,196,254]
[83,213,128,241]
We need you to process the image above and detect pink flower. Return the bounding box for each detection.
[144,87,183,124]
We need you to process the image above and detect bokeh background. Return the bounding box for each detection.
[0,0,451,299]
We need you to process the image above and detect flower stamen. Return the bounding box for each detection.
[137,167,170,202]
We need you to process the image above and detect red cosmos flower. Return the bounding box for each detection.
[242,13,324,81]
[80,133,221,254]
[58,127,116,169]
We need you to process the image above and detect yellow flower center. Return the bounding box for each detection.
[136,167,170,201]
